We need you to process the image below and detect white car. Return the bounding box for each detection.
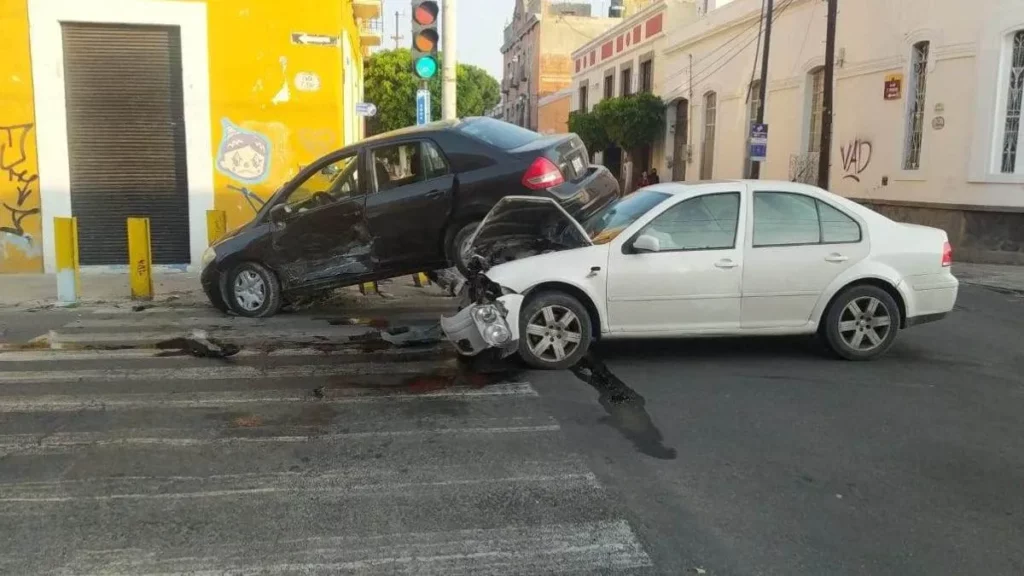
[440,180,959,369]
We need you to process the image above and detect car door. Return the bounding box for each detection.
[267,149,372,289]
[605,189,746,333]
[364,139,456,271]
[741,187,869,328]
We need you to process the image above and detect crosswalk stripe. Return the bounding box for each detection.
[0,360,453,383]
[0,345,447,362]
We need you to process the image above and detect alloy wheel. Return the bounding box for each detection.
[837,296,892,352]
[525,305,583,363]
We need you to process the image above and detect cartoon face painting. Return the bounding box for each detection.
[216,119,271,184]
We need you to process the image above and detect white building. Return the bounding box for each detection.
[654,0,1024,264]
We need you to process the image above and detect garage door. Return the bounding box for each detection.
[62,23,191,265]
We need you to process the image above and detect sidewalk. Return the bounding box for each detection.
[954,263,1024,295]
[0,271,456,312]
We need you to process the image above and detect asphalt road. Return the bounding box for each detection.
[0,284,1021,575]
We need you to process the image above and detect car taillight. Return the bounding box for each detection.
[522,157,565,190]
[942,241,952,267]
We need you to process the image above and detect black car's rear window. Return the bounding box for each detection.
[455,117,540,150]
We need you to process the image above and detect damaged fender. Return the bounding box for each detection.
[440,294,524,357]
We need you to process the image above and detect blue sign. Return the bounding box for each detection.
[416,89,431,125]
[749,123,768,162]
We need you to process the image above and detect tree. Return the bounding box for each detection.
[567,110,609,158]
[594,92,666,154]
[364,49,501,135]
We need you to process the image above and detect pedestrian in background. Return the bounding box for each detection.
[649,168,660,184]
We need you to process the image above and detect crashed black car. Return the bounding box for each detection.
[200,117,620,317]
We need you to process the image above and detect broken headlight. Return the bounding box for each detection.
[471,304,512,346]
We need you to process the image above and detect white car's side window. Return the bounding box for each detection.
[640,192,740,251]
[753,192,862,247]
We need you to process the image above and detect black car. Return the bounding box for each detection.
[201,117,620,317]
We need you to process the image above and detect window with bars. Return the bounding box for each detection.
[746,80,762,178]
[701,91,717,180]
[604,72,615,99]
[1001,30,1024,174]
[807,67,825,154]
[621,67,633,97]
[903,41,930,170]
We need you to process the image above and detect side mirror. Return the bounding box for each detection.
[632,234,661,254]
[269,204,289,224]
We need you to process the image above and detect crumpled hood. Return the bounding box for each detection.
[467,196,592,269]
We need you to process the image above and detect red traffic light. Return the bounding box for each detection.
[413,1,438,26]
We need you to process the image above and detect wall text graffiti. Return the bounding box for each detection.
[1,122,40,255]
[840,139,873,183]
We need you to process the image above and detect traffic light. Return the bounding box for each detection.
[411,0,439,80]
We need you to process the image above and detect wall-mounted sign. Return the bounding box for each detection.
[884,74,903,100]
[749,123,768,162]
[932,116,945,130]
[291,33,339,47]
[294,72,320,92]
[355,102,378,117]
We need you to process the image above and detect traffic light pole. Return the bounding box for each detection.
[441,0,457,120]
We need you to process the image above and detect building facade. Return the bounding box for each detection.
[500,0,617,131]
[570,0,699,188]
[537,88,573,134]
[659,0,1024,263]
[0,0,379,274]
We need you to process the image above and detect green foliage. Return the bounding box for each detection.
[364,49,501,135]
[567,110,610,155]
[593,92,666,152]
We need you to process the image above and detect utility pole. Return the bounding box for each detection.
[441,0,457,120]
[390,10,403,50]
[817,0,838,189]
[750,0,773,180]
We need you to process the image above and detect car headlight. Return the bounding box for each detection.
[473,305,499,324]
[483,323,511,345]
[201,247,216,268]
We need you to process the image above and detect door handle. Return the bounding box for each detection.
[825,253,849,263]
[424,189,444,199]
[714,259,738,269]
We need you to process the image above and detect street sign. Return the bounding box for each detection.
[416,89,431,125]
[749,123,768,163]
[291,33,339,47]
[355,102,378,117]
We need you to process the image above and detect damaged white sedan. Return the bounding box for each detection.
[441,180,959,370]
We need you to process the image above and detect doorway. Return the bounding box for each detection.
[672,99,688,181]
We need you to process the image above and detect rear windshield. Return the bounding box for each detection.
[455,117,540,150]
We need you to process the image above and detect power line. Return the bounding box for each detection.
[746,0,766,104]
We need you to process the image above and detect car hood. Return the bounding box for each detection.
[467,196,593,270]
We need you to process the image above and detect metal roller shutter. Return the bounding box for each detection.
[62,23,191,265]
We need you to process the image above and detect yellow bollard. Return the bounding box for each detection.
[412,272,430,287]
[359,281,378,296]
[127,217,153,300]
[53,217,80,305]
[206,210,227,245]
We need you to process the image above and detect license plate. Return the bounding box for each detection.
[571,157,584,174]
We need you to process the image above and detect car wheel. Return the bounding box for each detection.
[205,283,230,314]
[822,285,900,361]
[518,291,592,370]
[225,262,283,318]
[446,221,480,276]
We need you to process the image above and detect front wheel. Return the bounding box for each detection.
[821,285,900,360]
[446,221,481,276]
[518,292,593,370]
[224,262,283,318]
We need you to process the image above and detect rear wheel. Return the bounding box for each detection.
[446,220,481,276]
[518,292,592,370]
[822,285,900,360]
[225,262,283,318]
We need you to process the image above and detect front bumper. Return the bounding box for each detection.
[440,294,524,357]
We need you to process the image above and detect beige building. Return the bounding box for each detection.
[644,0,1024,263]
[537,88,572,134]
[500,0,617,130]
[570,0,700,188]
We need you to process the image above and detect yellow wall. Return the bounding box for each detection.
[0,0,42,272]
[0,0,365,273]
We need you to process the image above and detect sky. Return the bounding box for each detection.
[378,0,618,80]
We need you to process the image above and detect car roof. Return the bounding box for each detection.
[359,116,490,145]
[642,179,823,195]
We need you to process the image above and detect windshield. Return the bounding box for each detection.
[581,190,671,244]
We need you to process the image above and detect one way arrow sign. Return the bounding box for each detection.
[291,33,339,47]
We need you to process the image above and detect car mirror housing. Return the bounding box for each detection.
[633,234,660,254]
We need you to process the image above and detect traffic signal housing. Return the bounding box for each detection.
[411,0,439,80]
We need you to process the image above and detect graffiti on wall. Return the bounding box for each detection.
[840,139,873,183]
[216,118,273,214]
[1,122,40,258]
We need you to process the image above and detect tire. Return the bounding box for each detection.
[445,220,481,276]
[205,283,230,314]
[821,284,900,361]
[224,261,283,319]
[517,291,593,370]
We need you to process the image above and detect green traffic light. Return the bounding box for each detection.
[414,56,438,79]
